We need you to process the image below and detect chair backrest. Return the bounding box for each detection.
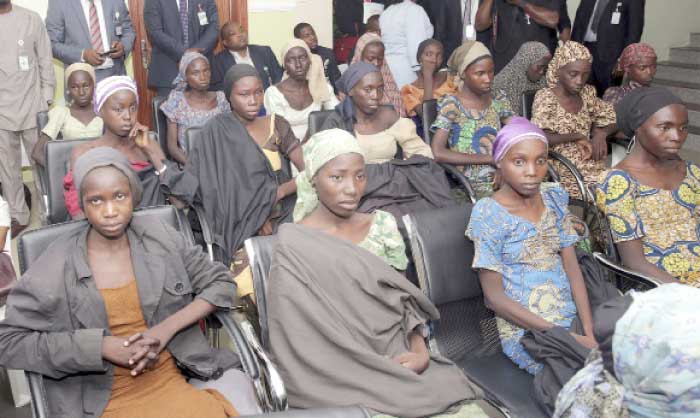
[45,138,95,224]
[421,99,438,144]
[245,235,278,349]
[404,205,501,361]
[18,206,190,275]
[521,89,538,119]
[307,110,335,138]
[183,126,203,156]
[152,96,170,158]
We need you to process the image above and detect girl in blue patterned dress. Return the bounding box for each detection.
[466,117,596,374]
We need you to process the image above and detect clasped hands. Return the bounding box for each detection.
[102,325,173,376]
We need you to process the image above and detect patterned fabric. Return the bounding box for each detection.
[546,42,592,88]
[445,41,491,90]
[466,184,580,374]
[400,75,457,117]
[613,43,657,76]
[88,0,104,52]
[351,33,405,116]
[493,41,551,116]
[357,210,408,270]
[179,0,189,48]
[552,349,629,418]
[160,90,229,148]
[431,90,514,199]
[602,82,644,105]
[531,85,615,199]
[172,51,208,91]
[94,76,138,114]
[595,163,700,286]
[374,400,489,418]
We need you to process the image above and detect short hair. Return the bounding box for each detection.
[416,38,443,63]
[293,22,313,39]
[220,21,242,39]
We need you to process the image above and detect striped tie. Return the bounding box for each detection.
[179,0,189,48]
[88,0,104,53]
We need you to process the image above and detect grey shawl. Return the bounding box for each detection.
[267,224,481,417]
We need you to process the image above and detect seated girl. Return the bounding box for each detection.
[431,41,514,199]
[34,63,103,166]
[531,41,617,199]
[268,128,501,418]
[160,51,229,165]
[493,41,552,117]
[65,76,175,220]
[264,39,338,141]
[351,32,405,116]
[596,87,699,286]
[400,38,457,137]
[466,117,596,376]
[603,43,657,105]
[0,147,260,417]
[321,62,433,164]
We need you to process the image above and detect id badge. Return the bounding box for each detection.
[115,24,123,37]
[18,56,30,71]
[611,11,621,24]
[198,10,208,25]
[465,24,475,39]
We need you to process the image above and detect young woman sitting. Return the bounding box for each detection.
[431,41,514,200]
[34,63,103,166]
[596,87,699,286]
[321,62,433,164]
[493,41,552,117]
[0,147,260,417]
[602,43,657,105]
[264,39,338,141]
[160,51,229,165]
[267,128,501,418]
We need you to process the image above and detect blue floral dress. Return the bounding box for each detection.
[160,90,230,149]
[466,184,580,374]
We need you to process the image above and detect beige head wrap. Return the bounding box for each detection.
[447,41,492,89]
[280,39,331,104]
[65,62,96,85]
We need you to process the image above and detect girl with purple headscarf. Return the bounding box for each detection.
[466,117,596,377]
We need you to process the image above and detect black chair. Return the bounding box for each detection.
[152,96,170,159]
[16,206,267,417]
[35,112,52,217]
[45,138,94,224]
[403,205,546,418]
[183,125,203,156]
[307,110,335,138]
[421,99,438,145]
[521,89,538,119]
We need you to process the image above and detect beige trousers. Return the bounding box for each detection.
[0,128,38,225]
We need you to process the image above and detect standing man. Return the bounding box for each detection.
[294,22,341,93]
[210,22,282,92]
[475,0,560,72]
[144,0,219,97]
[572,0,645,96]
[421,0,491,64]
[45,0,136,83]
[0,0,55,235]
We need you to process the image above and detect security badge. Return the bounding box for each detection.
[611,2,622,25]
[18,39,29,71]
[198,4,208,25]
[115,11,123,37]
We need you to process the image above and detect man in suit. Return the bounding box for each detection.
[143,0,219,96]
[572,0,645,96]
[45,0,136,83]
[210,21,283,92]
[294,22,341,94]
[419,0,491,62]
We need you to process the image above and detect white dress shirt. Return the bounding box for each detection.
[461,0,480,41]
[80,0,113,68]
[231,48,255,67]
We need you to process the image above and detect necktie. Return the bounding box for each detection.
[463,0,472,40]
[590,0,610,34]
[88,0,104,53]
[179,0,189,48]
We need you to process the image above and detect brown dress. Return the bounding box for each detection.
[100,280,238,418]
[531,85,616,199]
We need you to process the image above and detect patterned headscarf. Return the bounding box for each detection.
[493,42,551,115]
[447,40,492,85]
[94,76,138,114]
[553,284,700,418]
[280,39,331,104]
[172,51,209,91]
[492,117,547,162]
[546,41,592,88]
[65,62,96,85]
[293,129,365,222]
[614,43,657,76]
[351,32,404,116]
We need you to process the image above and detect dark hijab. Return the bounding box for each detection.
[335,62,381,122]
[615,86,684,137]
[223,63,262,102]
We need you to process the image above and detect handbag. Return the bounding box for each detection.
[0,252,17,306]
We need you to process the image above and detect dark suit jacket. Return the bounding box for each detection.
[45,0,136,82]
[143,0,219,88]
[210,44,283,91]
[313,45,341,94]
[571,0,645,63]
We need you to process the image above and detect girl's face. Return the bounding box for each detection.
[462,57,494,95]
[284,47,311,81]
[497,138,549,197]
[627,55,657,86]
[82,166,133,240]
[419,43,444,70]
[229,75,264,122]
[526,54,552,83]
[313,153,367,219]
[100,90,138,137]
[68,70,94,108]
[636,103,688,160]
[557,60,591,95]
[362,42,385,69]
[186,58,211,91]
[350,71,384,115]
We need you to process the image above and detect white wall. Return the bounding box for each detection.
[566,0,700,60]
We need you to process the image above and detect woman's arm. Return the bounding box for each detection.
[479,269,555,331]
[616,239,677,284]
[393,331,430,374]
[166,120,188,165]
[431,128,494,165]
[560,247,595,339]
[590,124,617,161]
[543,130,588,146]
[512,0,560,29]
[395,118,433,159]
[475,0,495,31]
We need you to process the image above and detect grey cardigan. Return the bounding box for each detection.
[0,216,239,418]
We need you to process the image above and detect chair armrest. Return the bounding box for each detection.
[236,314,288,412]
[439,163,476,203]
[191,204,214,261]
[26,371,48,418]
[592,252,663,289]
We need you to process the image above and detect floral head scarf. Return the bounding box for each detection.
[172,51,209,91]
[351,32,404,116]
[614,43,657,76]
[546,41,592,88]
